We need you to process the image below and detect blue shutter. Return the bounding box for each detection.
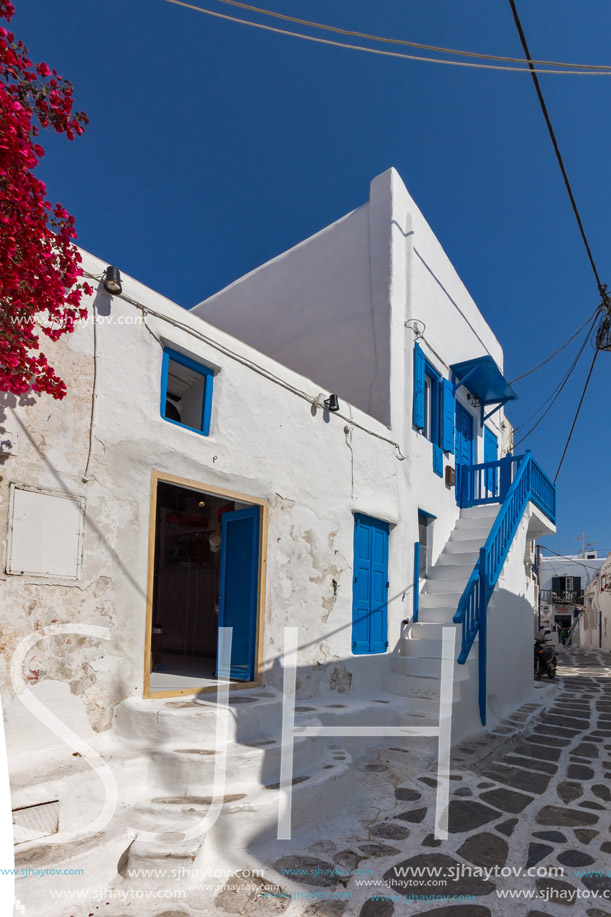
[352,515,389,655]
[369,523,389,653]
[218,506,260,680]
[484,428,498,496]
[441,379,455,453]
[413,541,420,623]
[433,443,443,477]
[413,343,425,430]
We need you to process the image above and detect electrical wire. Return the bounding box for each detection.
[511,309,598,445]
[540,545,605,572]
[508,306,600,384]
[215,0,611,72]
[507,1,609,479]
[81,269,407,460]
[82,295,98,483]
[508,0,608,293]
[165,0,611,76]
[553,348,599,482]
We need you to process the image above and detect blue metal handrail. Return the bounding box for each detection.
[454,451,556,725]
[459,452,555,526]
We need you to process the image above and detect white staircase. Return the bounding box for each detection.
[13,505,504,916]
[384,505,499,734]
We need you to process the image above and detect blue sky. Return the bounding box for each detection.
[14,0,610,555]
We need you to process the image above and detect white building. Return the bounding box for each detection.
[538,550,605,636]
[0,168,555,910]
[577,554,611,649]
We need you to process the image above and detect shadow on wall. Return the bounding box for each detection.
[486,588,535,720]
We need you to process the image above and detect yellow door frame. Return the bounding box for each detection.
[143,470,268,699]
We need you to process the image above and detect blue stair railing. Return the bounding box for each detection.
[454,451,556,726]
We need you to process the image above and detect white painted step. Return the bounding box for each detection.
[436,550,479,567]
[145,732,326,795]
[415,606,459,625]
[385,671,464,700]
[391,655,471,680]
[428,562,476,581]
[423,577,470,594]
[123,746,356,876]
[461,505,498,518]
[443,537,487,555]
[114,689,286,747]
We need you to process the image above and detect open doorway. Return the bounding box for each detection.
[145,476,265,696]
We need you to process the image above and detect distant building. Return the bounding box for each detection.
[539,550,605,635]
[578,555,611,649]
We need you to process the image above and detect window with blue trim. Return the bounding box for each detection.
[423,363,441,444]
[161,348,214,436]
[413,343,454,477]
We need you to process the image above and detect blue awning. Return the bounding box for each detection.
[450,356,518,407]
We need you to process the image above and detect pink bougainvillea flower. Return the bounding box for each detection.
[0,0,89,398]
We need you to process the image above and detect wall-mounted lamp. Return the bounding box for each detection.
[103,265,122,295]
[314,392,341,412]
[404,319,426,338]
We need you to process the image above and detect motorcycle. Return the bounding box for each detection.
[534,630,557,680]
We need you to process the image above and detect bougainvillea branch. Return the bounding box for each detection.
[0,0,91,398]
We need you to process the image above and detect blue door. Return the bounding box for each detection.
[218,506,260,680]
[455,403,474,504]
[352,514,389,655]
[484,428,499,496]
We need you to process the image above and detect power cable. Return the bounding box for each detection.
[165,0,611,76]
[553,349,599,482]
[81,269,407,460]
[507,0,607,295]
[540,545,605,573]
[508,306,600,384]
[511,309,598,445]
[215,0,611,72]
[507,1,610,478]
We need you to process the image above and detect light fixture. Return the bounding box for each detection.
[103,265,122,295]
[324,393,340,412]
[198,499,206,508]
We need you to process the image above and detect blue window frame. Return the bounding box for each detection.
[414,343,454,476]
[161,348,214,436]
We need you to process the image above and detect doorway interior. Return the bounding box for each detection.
[146,478,263,695]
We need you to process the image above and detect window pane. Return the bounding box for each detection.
[424,377,431,440]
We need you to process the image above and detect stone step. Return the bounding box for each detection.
[114,688,285,747]
[460,506,500,520]
[418,592,462,624]
[384,672,464,701]
[422,577,468,595]
[428,562,476,581]
[146,731,326,795]
[403,624,479,653]
[436,549,479,567]
[122,748,356,874]
[450,517,493,540]
[443,537,487,555]
[14,816,135,901]
[391,654,471,680]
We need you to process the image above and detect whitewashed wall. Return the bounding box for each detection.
[0,250,408,759]
[0,168,535,769]
[196,168,510,570]
[580,556,611,650]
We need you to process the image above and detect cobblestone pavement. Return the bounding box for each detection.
[212,646,611,917]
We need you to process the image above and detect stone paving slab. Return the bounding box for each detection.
[60,647,611,917]
[248,647,611,917]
